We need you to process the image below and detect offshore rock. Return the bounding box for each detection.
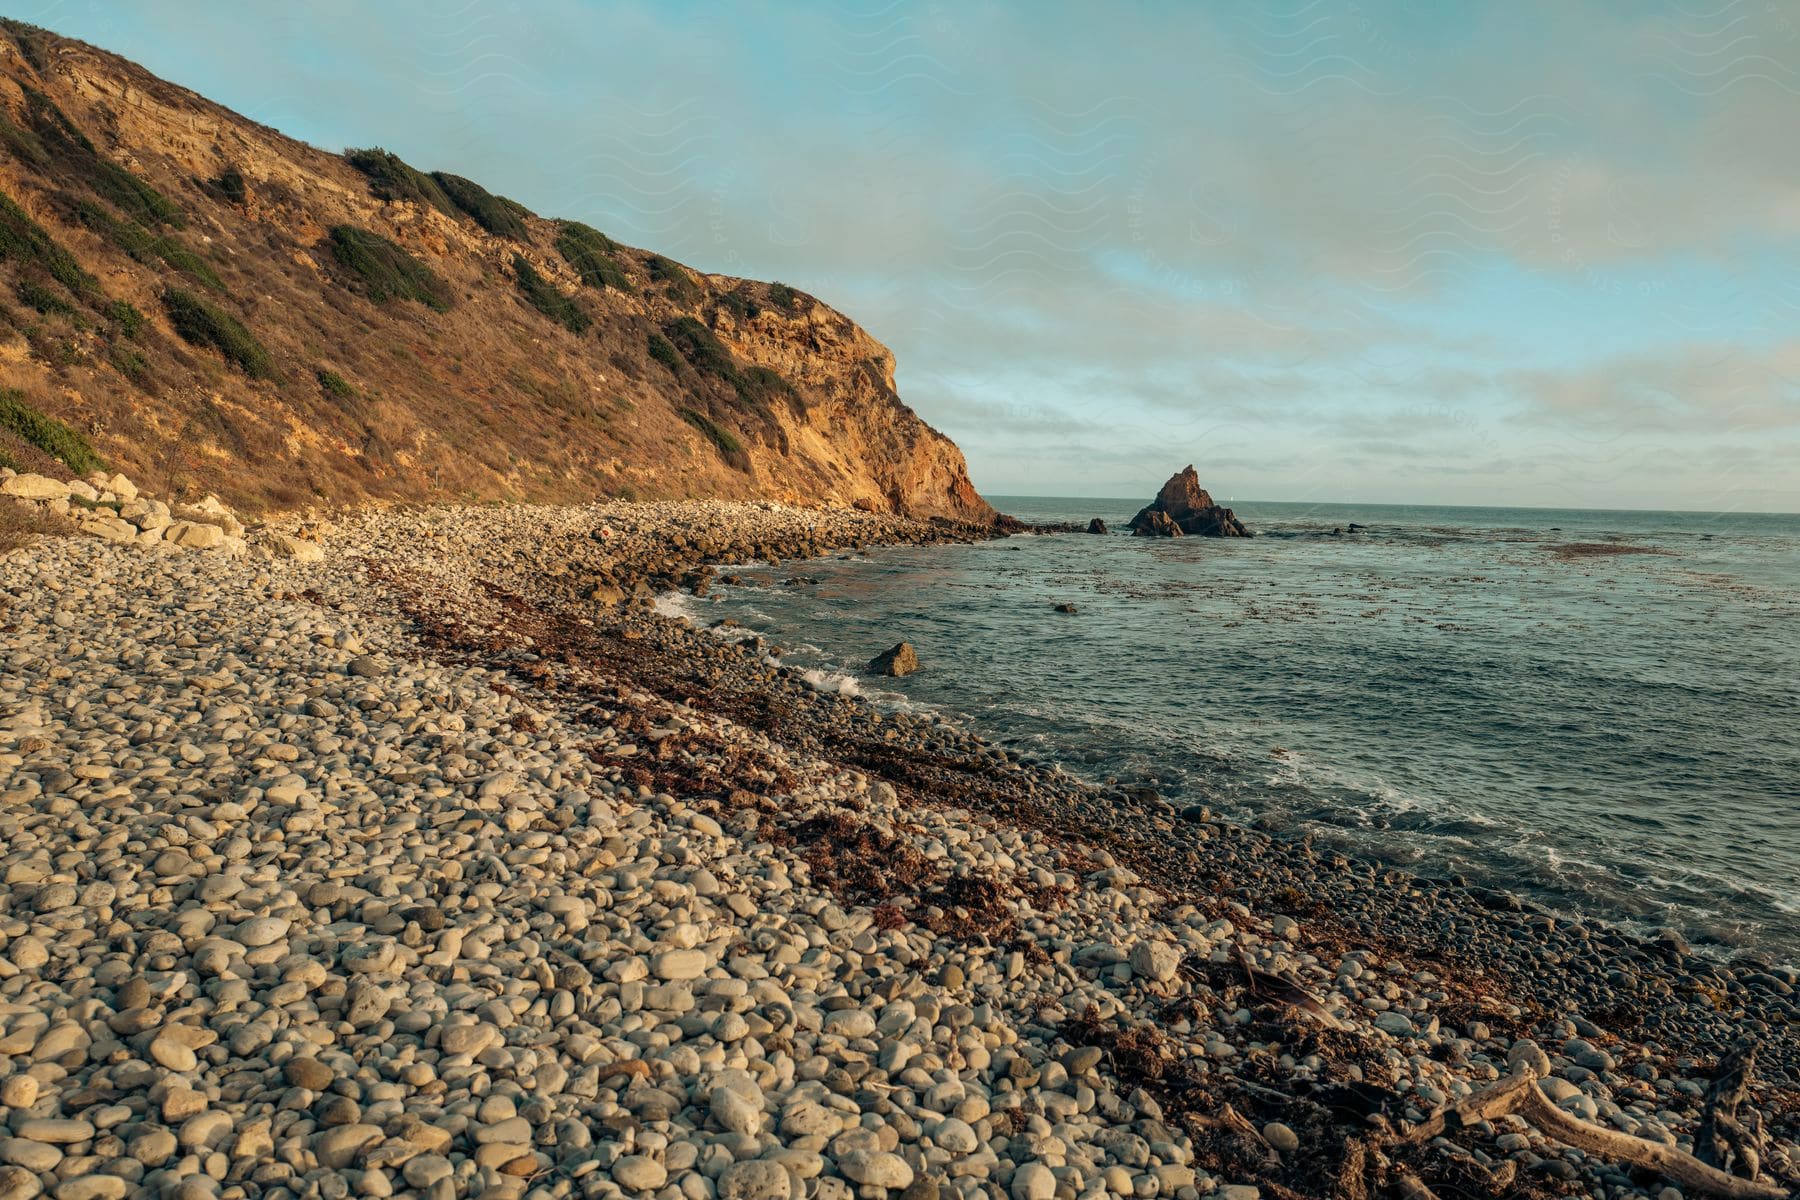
[1127,465,1250,537]
[869,642,919,677]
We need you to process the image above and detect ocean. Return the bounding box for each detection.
[676,496,1800,962]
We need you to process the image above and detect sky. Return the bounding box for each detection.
[21,0,1800,510]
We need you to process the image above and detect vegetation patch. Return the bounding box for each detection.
[0,190,95,295]
[663,315,737,379]
[646,332,681,372]
[431,172,531,240]
[109,345,154,390]
[9,88,184,226]
[104,299,145,338]
[0,499,72,554]
[554,221,631,291]
[646,253,699,303]
[0,388,103,473]
[511,254,590,334]
[1,18,55,75]
[327,225,454,311]
[317,368,356,399]
[663,315,800,418]
[13,276,74,316]
[162,287,275,379]
[344,148,457,216]
[67,198,222,289]
[767,281,800,310]
[738,364,800,415]
[679,407,750,472]
[718,285,761,322]
[208,166,247,205]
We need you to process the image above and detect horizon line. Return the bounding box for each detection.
[979,492,1800,519]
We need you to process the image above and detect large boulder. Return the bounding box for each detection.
[1126,465,1250,538]
[1,474,70,500]
[869,642,919,677]
[1130,510,1182,538]
[1086,517,1108,535]
[164,520,227,550]
[257,532,325,563]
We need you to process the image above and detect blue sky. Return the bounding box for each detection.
[22,0,1800,510]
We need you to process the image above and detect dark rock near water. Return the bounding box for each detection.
[1053,602,1077,613]
[1127,465,1250,537]
[1086,518,1108,535]
[869,642,919,677]
[1131,509,1182,538]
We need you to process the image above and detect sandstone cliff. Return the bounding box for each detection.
[0,22,991,520]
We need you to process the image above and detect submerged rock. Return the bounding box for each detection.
[1127,465,1250,537]
[869,641,919,676]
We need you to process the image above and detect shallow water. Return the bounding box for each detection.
[686,497,1800,961]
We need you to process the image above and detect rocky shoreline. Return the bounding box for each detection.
[1,500,1795,1200]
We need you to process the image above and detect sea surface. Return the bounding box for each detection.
[677,497,1800,962]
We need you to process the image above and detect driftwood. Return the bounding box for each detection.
[1398,1068,1790,1199]
[1699,1041,1769,1182]
[1233,943,1350,1031]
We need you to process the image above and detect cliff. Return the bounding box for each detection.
[0,22,991,520]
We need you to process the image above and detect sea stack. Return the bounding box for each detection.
[1128,465,1251,537]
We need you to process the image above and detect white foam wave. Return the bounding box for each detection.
[796,667,864,697]
[652,591,698,621]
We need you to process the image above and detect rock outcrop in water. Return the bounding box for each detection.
[1128,465,1251,537]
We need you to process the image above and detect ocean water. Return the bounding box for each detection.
[688,497,1800,961]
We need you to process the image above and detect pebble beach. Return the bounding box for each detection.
[1,495,1795,1200]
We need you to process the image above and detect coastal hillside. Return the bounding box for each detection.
[0,22,989,519]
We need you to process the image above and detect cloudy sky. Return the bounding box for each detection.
[29,0,1800,510]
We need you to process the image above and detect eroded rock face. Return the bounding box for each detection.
[1127,466,1250,538]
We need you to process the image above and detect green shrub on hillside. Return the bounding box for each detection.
[162,287,275,379]
[554,221,632,292]
[432,172,531,240]
[680,407,750,472]
[210,167,247,205]
[109,345,153,390]
[104,299,145,338]
[1,19,55,75]
[0,190,95,295]
[660,315,799,418]
[767,281,799,310]
[0,111,49,168]
[663,315,736,379]
[646,332,680,372]
[317,368,356,399]
[718,286,761,322]
[344,148,457,216]
[511,254,590,334]
[738,364,800,413]
[14,276,74,316]
[327,225,454,311]
[69,198,223,289]
[646,253,698,303]
[0,387,103,473]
